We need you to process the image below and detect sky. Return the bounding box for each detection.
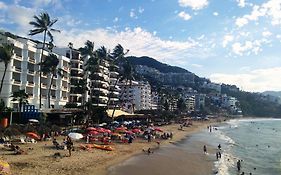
[1,0,281,93]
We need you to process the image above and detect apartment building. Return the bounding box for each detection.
[119,81,152,113]
[0,32,70,110]
[56,47,120,108]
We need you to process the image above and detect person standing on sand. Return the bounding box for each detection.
[66,136,73,157]
[218,144,221,150]
[203,145,207,154]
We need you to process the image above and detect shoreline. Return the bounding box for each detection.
[0,119,223,175]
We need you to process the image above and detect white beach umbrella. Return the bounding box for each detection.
[68,132,83,140]
[28,119,39,123]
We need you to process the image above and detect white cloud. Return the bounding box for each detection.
[235,0,281,27]
[237,0,246,8]
[191,63,203,68]
[231,38,271,56]
[210,67,281,92]
[178,11,192,21]
[0,1,7,9]
[213,12,219,16]
[235,17,248,27]
[32,0,62,8]
[138,7,144,13]
[262,31,272,37]
[222,35,234,48]
[130,9,136,18]
[53,27,212,66]
[7,5,35,34]
[113,17,119,22]
[178,0,208,10]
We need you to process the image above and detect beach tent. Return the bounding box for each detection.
[106,109,133,118]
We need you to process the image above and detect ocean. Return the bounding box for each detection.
[108,119,281,175]
[212,118,281,175]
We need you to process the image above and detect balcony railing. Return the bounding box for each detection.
[29,57,35,64]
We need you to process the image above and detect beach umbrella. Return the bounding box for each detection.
[28,119,39,123]
[96,127,105,133]
[154,128,163,132]
[68,132,83,140]
[126,131,134,135]
[86,127,97,131]
[0,160,11,175]
[87,131,99,135]
[26,132,40,140]
[132,128,141,133]
[103,129,112,133]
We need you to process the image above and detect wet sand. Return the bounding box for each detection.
[108,134,216,175]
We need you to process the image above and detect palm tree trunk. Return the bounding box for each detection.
[106,77,119,108]
[47,73,54,108]
[0,64,8,94]
[39,30,47,109]
[111,79,128,119]
[19,100,22,119]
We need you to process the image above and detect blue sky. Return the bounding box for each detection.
[1,0,281,92]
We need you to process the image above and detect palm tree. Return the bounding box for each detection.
[72,79,88,107]
[111,61,135,118]
[0,43,14,94]
[107,44,129,108]
[11,89,29,113]
[29,12,60,109]
[40,53,65,108]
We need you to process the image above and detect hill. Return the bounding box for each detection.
[263,91,281,98]
[127,56,190,73]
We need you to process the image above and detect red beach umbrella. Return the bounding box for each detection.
[103,129,112,133]
[154,128,163,132]
[132,128,141,133]
[26,132,40,140]
[126,131,134,135]
[96,127,105,132]
[86,127,97,131]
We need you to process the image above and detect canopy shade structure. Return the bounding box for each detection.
[106,109,133,118]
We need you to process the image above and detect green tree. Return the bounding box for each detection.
[29,12,60,108]
[11,89,29,113]
[40,53,64,108]
[0,43,14,94]
[107,44,129,108]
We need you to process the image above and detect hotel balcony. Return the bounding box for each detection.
[12,79,21,85]
[12,66,21,73]
[28,57,36,64]
[41,83,48,89]
[27,69,35,75]
[14,54,22,61]
[27,81,35,87]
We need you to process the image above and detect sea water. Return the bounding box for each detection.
[108,119,281,175]
[209,118,281,175]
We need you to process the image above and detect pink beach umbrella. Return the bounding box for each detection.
[103,129,112,133]
[96,127,105,133]
[86,127,97,131]
[126,131,134,135]
[87,131,99,135]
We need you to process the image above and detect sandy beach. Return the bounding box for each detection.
[0,120,221,175]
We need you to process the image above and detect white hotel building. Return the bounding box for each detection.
[0,32,70,110]
[119,81,152,113]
